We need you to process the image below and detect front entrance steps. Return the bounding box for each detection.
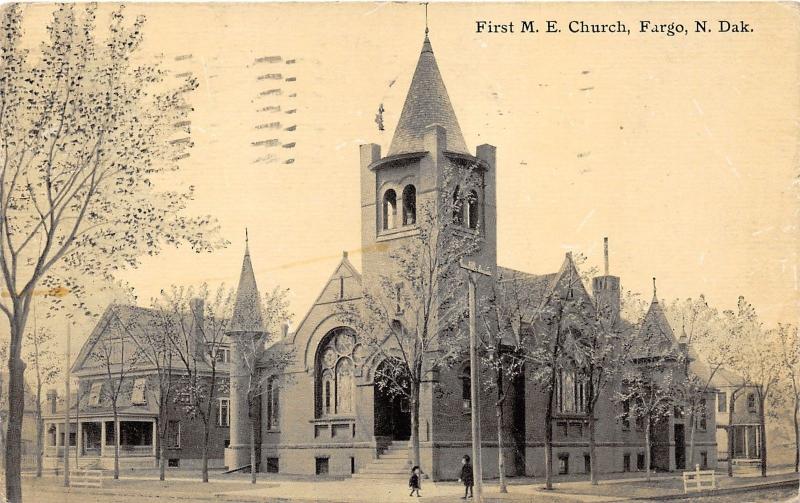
[352,440,410,480]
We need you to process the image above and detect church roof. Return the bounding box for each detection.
[229,243,265,333]
[387,34,469,156]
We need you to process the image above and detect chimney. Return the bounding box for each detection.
[592,237,621,322]
[46,389,58,414]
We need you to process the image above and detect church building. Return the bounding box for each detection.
[224,31,719,479]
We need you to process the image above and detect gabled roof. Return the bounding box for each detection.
[229,243,265,334]
[513,253,593,326]
[387,34,469,156]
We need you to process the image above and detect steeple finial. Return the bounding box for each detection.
[245,227,250,254]
[652,277,657,300]
[423,2,429,36]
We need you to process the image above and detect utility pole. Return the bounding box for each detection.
[63,323,70,487]
[460,258,492,503]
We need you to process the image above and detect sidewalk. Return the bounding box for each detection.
[214,469,799,503]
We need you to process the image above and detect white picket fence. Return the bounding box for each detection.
[69,468,103,488]
[682,464,716,493]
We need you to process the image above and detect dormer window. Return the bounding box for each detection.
[382,189,397,230]
[402,185,416,225]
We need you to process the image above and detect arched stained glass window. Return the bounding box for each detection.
[316,327,359,417]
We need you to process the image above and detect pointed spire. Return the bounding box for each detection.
[229,238,265,334]
[387,33,468,156]
[652,277,658,302]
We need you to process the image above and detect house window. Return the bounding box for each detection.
[89,382,103,407]
[558,453,569,475]
[747,393,756,413]
[623,454,631,472]
[698,398,707,431]
[168,458,179,468]
[466,190,479,230]
[584,454,591,474]
[557,369,586,414]
[166,420,181,448]
[718,392,727,413]
[637,453,645,471]
[621,399,631,431]
[402,185,416,226]
[267,377,280,430]
[382,189,397,230]
[316,327,358,417]
[266,457,279,473]
[214,346,231,364]
[218,398,230,427]
[131,378,147,406]
[461,366,471,409]
[700,451,708,469]
[315,457,329,475]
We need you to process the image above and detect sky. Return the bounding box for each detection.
[16,2,800,355]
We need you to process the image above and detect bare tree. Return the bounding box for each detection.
[0,5,225,500]
[232,286,294,484]
[522,253,594,490]
[616,364,680,481]
[123,305,179,481]
[665,296,729,468]
[89,307,145,479]
[775,323,799,473]
[575,294,639,485]
[158,284,232,483]
[23,327,60,478]
[724,296,782,477]
[477,270,532,493]
[337,163,481,471]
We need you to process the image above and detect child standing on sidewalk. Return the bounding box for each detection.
[408,465,422,497]
[458,455,474,499]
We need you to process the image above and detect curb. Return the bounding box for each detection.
[629,477,799,501]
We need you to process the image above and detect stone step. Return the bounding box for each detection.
[352,472,409,480]
[374,457,409,464]
[379,452,410,460]
[362,462,409,470]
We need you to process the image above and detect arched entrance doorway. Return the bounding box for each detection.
[373,359,411,441]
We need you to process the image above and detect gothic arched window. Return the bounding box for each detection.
[316,327,360,417]
[383,189,397,230]
[466,190,479,230]
[402,185,416,226]
[452,186,464,225]
[267,376,280,430]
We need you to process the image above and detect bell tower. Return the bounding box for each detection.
[359,32,498,287]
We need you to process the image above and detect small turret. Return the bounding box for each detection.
[224,232,266,471]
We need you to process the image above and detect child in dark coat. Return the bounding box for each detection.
[408,465,421,497]
[458,455,474,499]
